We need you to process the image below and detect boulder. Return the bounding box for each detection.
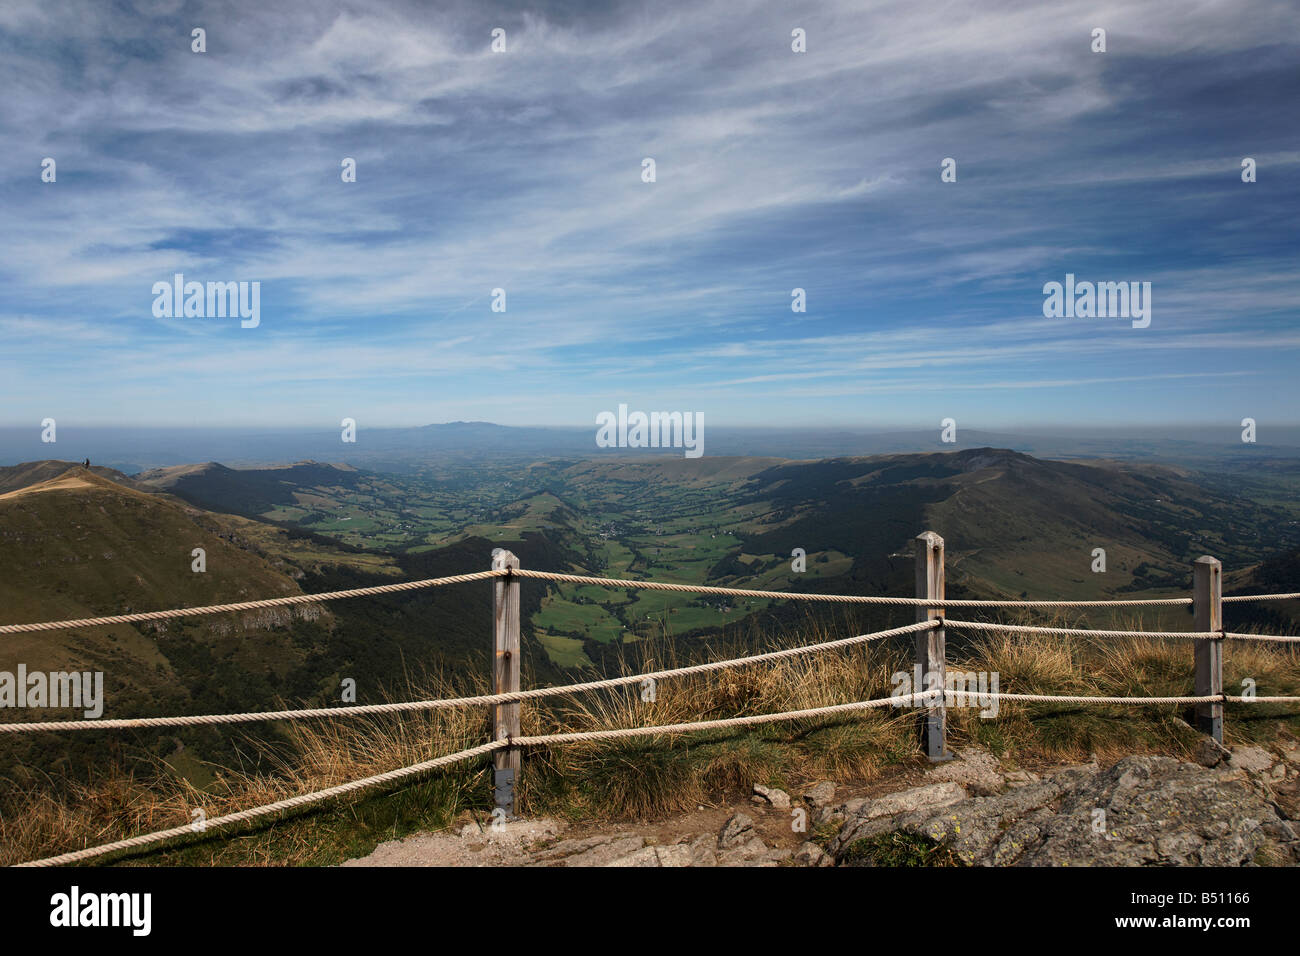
[718,812,756,849]
[793,841,833,867]
[801,781,837,808]
[1194,736,1230,768]
[826,755,1298,867]
[859,782,966,822]
[752,784,792,810]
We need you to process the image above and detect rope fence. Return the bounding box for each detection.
[509,567,1198,608]
[0,569,507,635]
[6,531,1299,866]
[21,684,1299,868]
[0,619,941,734]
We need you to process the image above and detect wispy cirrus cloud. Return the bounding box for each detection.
[0,0,1295,428]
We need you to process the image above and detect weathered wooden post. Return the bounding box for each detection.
[491,549,522,816]
[915,531,951,761]
[1193,555,1224,742]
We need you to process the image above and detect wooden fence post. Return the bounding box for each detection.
[1193,555,1224,743]
[915,532,951,761]
[491,549,522,816]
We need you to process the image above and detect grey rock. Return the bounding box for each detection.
[561,836,646,866]
[1004,770,1041,787]
[532,834,624,862]
[860,782,967,822]
[607,844,694,867]
[1195,736,1231,768]
[801,781,837,808]
[717,835,773,865]
[718,813,756,849]
[828,755,1296,867]
[687,834,718,867]
[792,841,833,867]
[1228,746,1274,774]
[1047,761,1099,778]
[753,784,792,809]
[928,748,1004,796]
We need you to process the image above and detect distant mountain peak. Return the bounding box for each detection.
[419,420,510,431]
[952,447,1032,471]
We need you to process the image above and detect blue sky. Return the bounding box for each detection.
[1,0,1297,429]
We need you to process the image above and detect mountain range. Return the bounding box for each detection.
[4,422,1300,474]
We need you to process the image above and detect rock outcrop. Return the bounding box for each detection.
[824,754,1299,866]
[344,742,1300,867]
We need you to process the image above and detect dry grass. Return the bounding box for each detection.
[2,614,1297,866]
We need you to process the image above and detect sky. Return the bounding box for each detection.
[1,0,1297,430]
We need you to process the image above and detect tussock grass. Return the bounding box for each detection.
[2,615,1297,866]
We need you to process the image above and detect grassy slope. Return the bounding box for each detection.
[115,450,1300,664]
[5,617,1297,867]
[0,467,309,691]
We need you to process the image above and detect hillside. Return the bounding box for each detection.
[1225,546,1300,633]
[135,460,366,518]
[734,448,1296,602]
[127,449,1300,667]
[514,449,1299,658]
[0,463,570,786]
[0,466,326,779]
[0,459,141,495]
[0,465,313,682]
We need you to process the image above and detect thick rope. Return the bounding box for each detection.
[1223,632,1300,644]
[943,691,1218,705]
[512,692,936,747]
[509,568,1192,608]
[0,620,941,733]
[0,569,509,634]
[945,619,1219,640]
[5,560,1299,637]
[17,739,507,867]
[944,691,1299,705]
[6,565,1299,637]
[946,620,1300,643]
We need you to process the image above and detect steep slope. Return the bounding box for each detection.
[0,466,328,779]
[0,459,141,495]
[736,448,1296,602]
[0,462,579,785]
[0,466,313,659]
[134,460,365,517]
[1224,547,1300,633]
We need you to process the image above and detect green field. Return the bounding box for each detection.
[157,453,1300,668]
